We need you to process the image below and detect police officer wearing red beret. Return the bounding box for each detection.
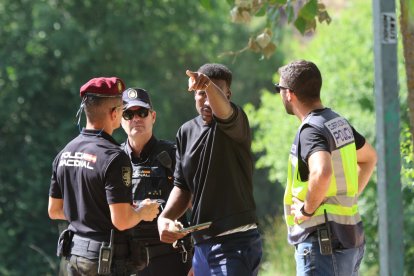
[120,88,192,275]
[48,77,160,275]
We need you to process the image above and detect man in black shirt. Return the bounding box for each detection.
[274,60,377,275]
[120,88,191,275]
[158,64,262,276]
[48,77,160,275]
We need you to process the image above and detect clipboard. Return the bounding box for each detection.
[175,221,212,234]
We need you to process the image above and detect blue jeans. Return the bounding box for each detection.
[295,235,364,276]
[193,229,262,276]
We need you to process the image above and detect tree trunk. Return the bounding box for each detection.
[400,0,414,152]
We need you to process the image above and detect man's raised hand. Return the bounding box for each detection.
[186,70,211,92]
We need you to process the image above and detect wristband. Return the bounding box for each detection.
[300,205,315,217]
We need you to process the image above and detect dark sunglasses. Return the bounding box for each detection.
[274,83,290,93]
[122,108,150,120]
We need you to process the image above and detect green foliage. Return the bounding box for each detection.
[409,0,414,27]
[401,122,414,184]
[294,0,318,34]
[245,92,298,183]
[222,0,331,58]
[0,1,282,275]
[402,184,414,273]
[298,0,318,20]
[259,216,295,275]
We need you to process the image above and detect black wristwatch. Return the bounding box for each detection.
[300,205,315,217]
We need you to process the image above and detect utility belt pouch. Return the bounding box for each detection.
[56,229,74,258]
[317,210,333,255]
[129,238,149,271]
[98,230,114,275]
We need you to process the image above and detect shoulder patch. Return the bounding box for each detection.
[324,117,354,148]
[122,166,132,187]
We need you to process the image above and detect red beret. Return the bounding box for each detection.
[80,77,125,98]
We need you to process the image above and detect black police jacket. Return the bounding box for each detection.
[122,136,189,242]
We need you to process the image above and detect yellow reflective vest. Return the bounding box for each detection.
[283,108,364,247]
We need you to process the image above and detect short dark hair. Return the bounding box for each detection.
[198,63,232,88]
[278,60,322,103]
[84,96,122,122]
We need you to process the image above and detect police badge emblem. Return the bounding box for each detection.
[117,80,123,93]
[122,167,132,187]
[127,88,137,99]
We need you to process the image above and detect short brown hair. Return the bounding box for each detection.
[278,60,322,103]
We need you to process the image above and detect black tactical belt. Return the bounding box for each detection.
[71,235,129,259]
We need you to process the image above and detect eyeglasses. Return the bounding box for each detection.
[122,108,150,120]
[274,83,290,93]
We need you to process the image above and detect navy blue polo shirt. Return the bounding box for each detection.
[49,129,133,239]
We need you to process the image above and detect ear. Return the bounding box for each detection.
[287,90,295,102]
[110,108,118,121]
[226,89,232,100]
[151,110,157,124]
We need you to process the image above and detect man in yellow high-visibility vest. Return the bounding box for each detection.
[274,60,377,276]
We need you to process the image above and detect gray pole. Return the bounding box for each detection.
[372,0,404,275]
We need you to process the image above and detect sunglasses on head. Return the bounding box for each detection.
[122,108,150,120]
[274,83,290,93]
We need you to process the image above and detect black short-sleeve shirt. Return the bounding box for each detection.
[49,129,132,238]
[174,103,258,243]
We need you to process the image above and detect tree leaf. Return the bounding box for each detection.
[294,16,307,34]
[200,0,212,10]
[318,10,331,24]
[298,0,318,20]
[262,41,276,58]
[248,37,261,52]
[305,18,316,32]
[255,4,267,17]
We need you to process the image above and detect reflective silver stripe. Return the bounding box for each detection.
[332,150,347,194]
[324,195,358,207]
[290,154,297,183]
[289,212,362,235]
[284,204,292,219]
[285,195,357,213]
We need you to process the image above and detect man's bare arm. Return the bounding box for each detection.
[110,199,159,231]
[356,141,377,194]
[291,151,332,223]
[158,187,192,243]
[48,197,66,220]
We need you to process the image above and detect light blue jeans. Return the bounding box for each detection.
[295,235,364,276]
[193,229,262,276]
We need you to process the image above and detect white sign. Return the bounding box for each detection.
[324,117,354,148]
[381,13,397,44]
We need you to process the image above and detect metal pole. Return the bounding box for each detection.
[372,0,404,275]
